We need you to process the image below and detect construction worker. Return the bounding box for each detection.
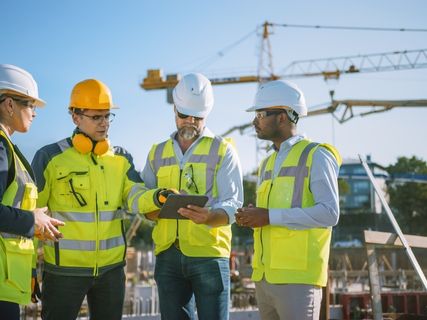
[141,73,243,320]
[235,80,341,320]
[31,79,165,320]
[0,64,64,320]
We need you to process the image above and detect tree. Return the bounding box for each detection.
[387,156,427,236]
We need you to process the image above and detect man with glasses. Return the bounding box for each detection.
[31,79,163,320]
[235,80,341,320]
[141,73,243,320]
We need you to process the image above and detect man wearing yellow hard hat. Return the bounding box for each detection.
[31,79,167,320]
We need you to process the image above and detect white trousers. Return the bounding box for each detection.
[255,280,322,320]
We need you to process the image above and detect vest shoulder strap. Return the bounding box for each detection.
[319,143,342,166]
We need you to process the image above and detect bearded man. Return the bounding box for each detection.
[140,73,243,320]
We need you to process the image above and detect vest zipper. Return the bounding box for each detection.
[261,181,273,266]
[176,169,182,242]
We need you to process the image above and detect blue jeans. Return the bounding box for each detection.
[154,245,230,320]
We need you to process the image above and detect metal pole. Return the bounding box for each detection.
[359,154,427,290]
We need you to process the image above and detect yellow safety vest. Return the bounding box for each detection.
[0,131,38,305]
[252,139,341,286]
[148,136,231,257]
[34,139,158,276]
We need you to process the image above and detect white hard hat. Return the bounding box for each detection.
[0,64,45,107]
[172,73,214,118]
[247,80,307,116]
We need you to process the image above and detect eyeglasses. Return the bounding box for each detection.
[80,113,115,123]
[255,110,285,120]
[184,164,199,194]
[0,95,36,111]
[177,111,204,121]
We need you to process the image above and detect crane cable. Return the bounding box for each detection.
[192,27,259,71]
[270,22,427,33]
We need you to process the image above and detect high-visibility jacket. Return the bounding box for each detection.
[252,139,341,286]
[0,131,38,305]
[147,136,231,257]
[32,138,159,277]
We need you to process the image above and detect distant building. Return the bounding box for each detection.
[339,155,389,214]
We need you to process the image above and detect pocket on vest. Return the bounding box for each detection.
[270,228,308,271]
[152,220,175,246]
[3,239,33,293]
[188,223,218,246]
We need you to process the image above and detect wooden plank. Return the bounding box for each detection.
[366,244,383,320]
[320,281,330,320]
[364,230,427,248]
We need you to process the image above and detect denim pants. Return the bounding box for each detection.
[154,245,230,320]
[41,266,125,320]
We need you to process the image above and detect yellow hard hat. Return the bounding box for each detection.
[69,79,116,110]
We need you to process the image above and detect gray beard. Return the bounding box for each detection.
[178,126,199,140]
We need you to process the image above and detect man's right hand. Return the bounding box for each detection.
[33,207,65,241]
[155,188,180,207]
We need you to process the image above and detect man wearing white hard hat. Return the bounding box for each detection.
[236,80,342,320]
[141,73,243,320]
[0,64,64,319]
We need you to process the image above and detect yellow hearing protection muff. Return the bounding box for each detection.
[72,128,110,156]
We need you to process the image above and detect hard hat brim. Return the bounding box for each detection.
[0,89,46,107]
[246,105,292,112]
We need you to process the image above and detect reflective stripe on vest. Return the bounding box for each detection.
[52,210,123,222]
[45,235,125,251]
[57,138,71,152]
[129,184,149,213]
[151,141,177,173]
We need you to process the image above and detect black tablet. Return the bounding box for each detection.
[159,194,209,219]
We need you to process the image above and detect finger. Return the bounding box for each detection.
[50,218,65,226]
[46,230,61,242]
[186,205,204,212]
[48,226,63,238]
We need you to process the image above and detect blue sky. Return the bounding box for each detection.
[3,0,426,174]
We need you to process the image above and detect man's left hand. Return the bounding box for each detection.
[235,206,269,228]
[178,205,211,224]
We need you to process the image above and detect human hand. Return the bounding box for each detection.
[145,210,160,221]
[235,204,269,228]
[178,205,212,225]
[156,188,180,206]
[33,207,65,241]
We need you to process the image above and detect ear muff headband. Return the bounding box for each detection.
[72,129,110,155]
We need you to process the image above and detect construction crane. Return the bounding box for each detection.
[141,21,427,96]
[141,48,427,93]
